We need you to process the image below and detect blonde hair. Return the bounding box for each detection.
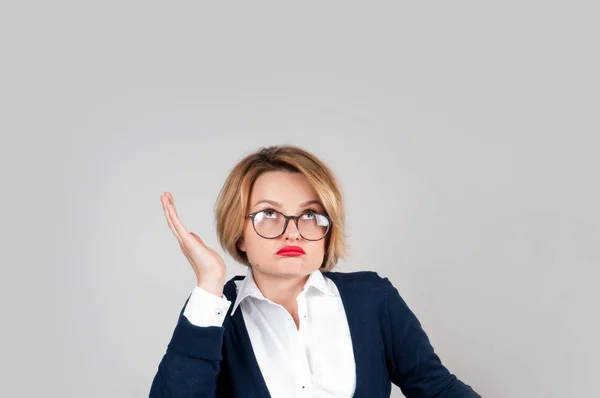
[215,145,347,271]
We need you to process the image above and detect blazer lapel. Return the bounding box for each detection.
[323,272,370,397]
[224,278,271,398]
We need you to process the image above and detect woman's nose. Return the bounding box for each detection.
[283,219,301,240]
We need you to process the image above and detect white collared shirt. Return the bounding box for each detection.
[183,268,356,397]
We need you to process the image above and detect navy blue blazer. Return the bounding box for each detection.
[150,271,481,397]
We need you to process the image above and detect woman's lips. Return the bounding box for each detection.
[276,246,306,256]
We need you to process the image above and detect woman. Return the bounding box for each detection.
[150,145,480,397]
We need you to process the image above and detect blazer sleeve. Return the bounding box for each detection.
[149,296,229,398]
[381,278,481,398]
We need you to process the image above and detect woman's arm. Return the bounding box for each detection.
[149,297,228,398]
[381,278,481,398]
[152,193,232,396]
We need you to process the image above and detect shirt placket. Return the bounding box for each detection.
[294,290,313,397]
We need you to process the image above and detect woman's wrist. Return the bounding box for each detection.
[197,275,226,297]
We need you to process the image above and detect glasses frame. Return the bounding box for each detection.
[246,209,332,241]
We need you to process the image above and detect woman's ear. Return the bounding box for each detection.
[237,236,246,252]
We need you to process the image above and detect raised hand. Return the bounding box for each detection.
[160,192,227,296]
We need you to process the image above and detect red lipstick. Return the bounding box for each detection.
[276,246,306,257]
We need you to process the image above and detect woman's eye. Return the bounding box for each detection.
[302,211,316,219]
[263,210,277,218]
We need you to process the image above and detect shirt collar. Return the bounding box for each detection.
[231,267,263,315]
[230,267,336,316]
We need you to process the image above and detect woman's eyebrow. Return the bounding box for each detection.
[299,199,322,207]
[252,199,322,208]
[253,199,281,208]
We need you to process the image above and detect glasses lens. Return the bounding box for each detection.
[253,210,286,238]
[298,212,330,240]
[252,210,331,240]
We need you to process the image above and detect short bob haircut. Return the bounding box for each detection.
[215,145,347,271]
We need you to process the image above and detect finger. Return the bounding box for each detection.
[165,194,189,241]
[161,194,182,242]
[167,192,183,220]
[168,203,191,242]
[160,195,175,231]
[162,195,182,243]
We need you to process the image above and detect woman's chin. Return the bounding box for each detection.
[261,258,318,275]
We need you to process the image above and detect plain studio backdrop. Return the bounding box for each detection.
[1,1,598,397]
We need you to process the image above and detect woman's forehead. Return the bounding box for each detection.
[250,171,320,207]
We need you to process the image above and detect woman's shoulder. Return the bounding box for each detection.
[324,270,408,321]
[323,269,396,294]
[323,269,388,283]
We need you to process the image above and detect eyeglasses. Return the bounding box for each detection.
[246,208,332,241]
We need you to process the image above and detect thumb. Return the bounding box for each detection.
[189,232,205,246]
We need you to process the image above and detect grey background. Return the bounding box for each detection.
[2,1,598,397]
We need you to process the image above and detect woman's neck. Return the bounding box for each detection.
[251,268,309,308]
